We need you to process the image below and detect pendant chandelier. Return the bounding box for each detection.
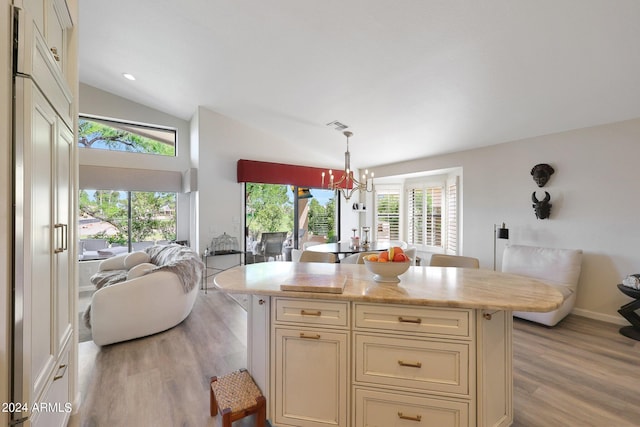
[321,131,374,201]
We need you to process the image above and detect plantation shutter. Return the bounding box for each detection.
[425,187,442,247]
[446,177,458,254]
[408,184,444,248]
[407,188,424,245]
[375,188,401,241]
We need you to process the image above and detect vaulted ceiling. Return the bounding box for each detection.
[79,0,640,168]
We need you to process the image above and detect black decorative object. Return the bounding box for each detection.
[531,163,554,187]
[532,191,552,219]
[493,223,509,270]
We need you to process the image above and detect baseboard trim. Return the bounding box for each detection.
[572,307,628,325]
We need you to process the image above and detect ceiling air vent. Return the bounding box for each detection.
[326,120,349,131]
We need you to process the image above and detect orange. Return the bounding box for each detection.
[393,253,409,262]
[393,246,404,254]
[367,254,378,262]
[378,251,389,262]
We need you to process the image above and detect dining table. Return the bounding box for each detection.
[305,241,392,257]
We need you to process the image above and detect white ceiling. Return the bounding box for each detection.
[79,0,640,169]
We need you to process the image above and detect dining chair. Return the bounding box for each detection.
[291,248,303,262]
[340,253,361,264]
[404,247,418,266]
[302,241,323,250]
[429,254,480,268]
[389,240,409,249]
[298,250,336,263]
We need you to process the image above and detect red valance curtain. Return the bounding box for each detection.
[237,159,350,189]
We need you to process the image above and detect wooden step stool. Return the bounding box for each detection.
[210,369,266,427]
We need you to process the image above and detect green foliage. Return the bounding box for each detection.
[307,197,335,237]
[78,118,175,156]
[245,184,293,238]
[79,190,176,244]
[245,184,336,242]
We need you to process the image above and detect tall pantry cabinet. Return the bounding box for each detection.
[11,0,78,425]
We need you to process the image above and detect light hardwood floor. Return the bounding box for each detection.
[71,290,640,427]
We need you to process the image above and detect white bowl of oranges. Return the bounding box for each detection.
[362,246,411,283]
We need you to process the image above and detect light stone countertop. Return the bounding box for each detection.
[213,262,564,312]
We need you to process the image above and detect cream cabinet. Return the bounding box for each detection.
[252,298,512,427]
[12,1,75,425]
[24,0,72,75]
[353,303,476,427]
[14,78,74,427]
[271,298,350,427]
[352,303,512,427]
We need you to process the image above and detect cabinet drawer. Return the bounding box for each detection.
[354,387,471,427]
[274,298,349,328]
[354,303,471,338]
[31,349,72,427]
[355,333,472,396]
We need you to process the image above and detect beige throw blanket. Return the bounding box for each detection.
[145,244,204,293]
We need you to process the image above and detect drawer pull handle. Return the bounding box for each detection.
[398,360,422,368]
[398,412,422,422]
[53,364,68,381]
[301,310,321,316]
[299,333,321,339]
[398,316,422,324]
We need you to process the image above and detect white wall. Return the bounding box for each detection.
[372,117,640,324]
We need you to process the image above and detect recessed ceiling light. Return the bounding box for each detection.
[122,73,136,81]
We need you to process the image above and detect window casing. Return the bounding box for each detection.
[374,175,459,254]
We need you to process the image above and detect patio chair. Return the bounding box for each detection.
[257,231,288,261]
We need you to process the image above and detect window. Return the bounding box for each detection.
[375,187,401,241]
[408,185,443,247]
[78,189,176,259]
[78,115,176,156]
[244,184,338,257]
[375,173,460,254]
[406,178,458,253]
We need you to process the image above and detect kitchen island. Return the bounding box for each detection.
[214,262,563,427]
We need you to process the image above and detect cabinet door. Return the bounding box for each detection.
[54,121,73,355]
[15,78,72,415]
[273,327,349,427]
[24,0,45,35]
[45,0,65,71]
[29,84,57,401]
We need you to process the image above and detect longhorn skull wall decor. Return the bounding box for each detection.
[532,191,552,219]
